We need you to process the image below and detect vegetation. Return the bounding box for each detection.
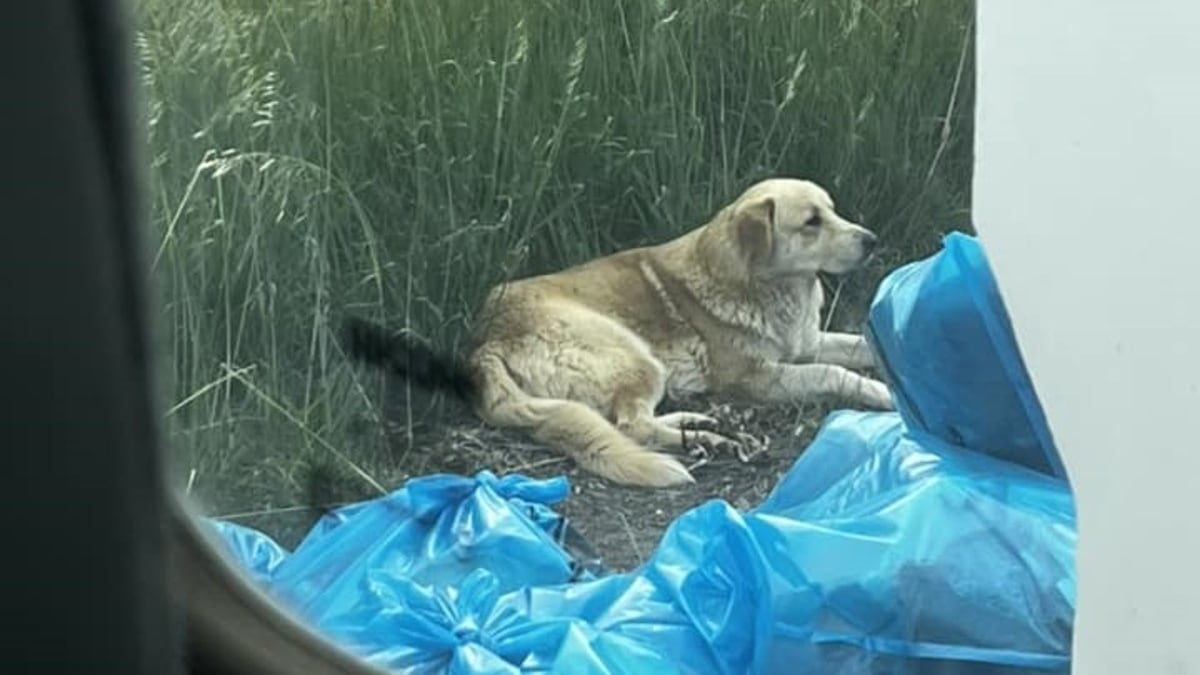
[135,0,975,537]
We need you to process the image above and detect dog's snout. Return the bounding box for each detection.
[859,230,879,252]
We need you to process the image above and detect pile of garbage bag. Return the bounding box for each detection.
[867,232,1066,479]
[208,232,1076,673]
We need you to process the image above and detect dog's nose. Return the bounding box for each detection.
[860,230,879,252]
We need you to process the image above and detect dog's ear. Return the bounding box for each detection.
[734,196,776,264]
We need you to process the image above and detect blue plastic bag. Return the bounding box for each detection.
[753,410,1075,673]
[327,567,679,674]
[266,471,587,633]
[206,519,290,586]
[302,410,1073,673]
[209,424,1074,674]
[488,412,1074,674]
[867,232,1067,479]
[495,499,774,674]
[211,471,677,673]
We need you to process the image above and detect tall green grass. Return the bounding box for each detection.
[136,0,975,531]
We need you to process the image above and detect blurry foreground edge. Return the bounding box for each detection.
[171,494,385,674]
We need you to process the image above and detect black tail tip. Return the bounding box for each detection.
[338,314,475,403]
[341,315,395,366]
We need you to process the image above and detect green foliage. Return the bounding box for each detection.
[136,0,975,524]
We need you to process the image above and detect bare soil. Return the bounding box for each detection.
[377,395,834,572]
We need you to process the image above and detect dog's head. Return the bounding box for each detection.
[727,178,877,277]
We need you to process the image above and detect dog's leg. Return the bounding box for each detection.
[644,413,766,465]
[647,411,743,467]
[740,361,893,410]
[606,372,734,457]
[473,347,696,488]
[807,332,877,371]
[614,398,734,452]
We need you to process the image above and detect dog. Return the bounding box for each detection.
[345,177,893,488]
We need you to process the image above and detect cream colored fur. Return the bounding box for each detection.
[463,177,893,487]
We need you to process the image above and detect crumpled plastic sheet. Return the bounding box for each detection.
[867,231,1067,479]
[208,419,1074,675]
[206,232,1076,673]
[265,472,603,631]
[752,411,1074,674]
[208,519,289,587]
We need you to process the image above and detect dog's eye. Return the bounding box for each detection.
[804,214,822,228]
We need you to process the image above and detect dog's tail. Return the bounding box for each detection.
[341,316,475,403]
[341,316,694,488]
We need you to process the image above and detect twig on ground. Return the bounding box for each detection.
[615,511,645,564]
[509,456,569,473]
[213,501,355,520]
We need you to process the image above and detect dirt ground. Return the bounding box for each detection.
[377,394,834,572]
